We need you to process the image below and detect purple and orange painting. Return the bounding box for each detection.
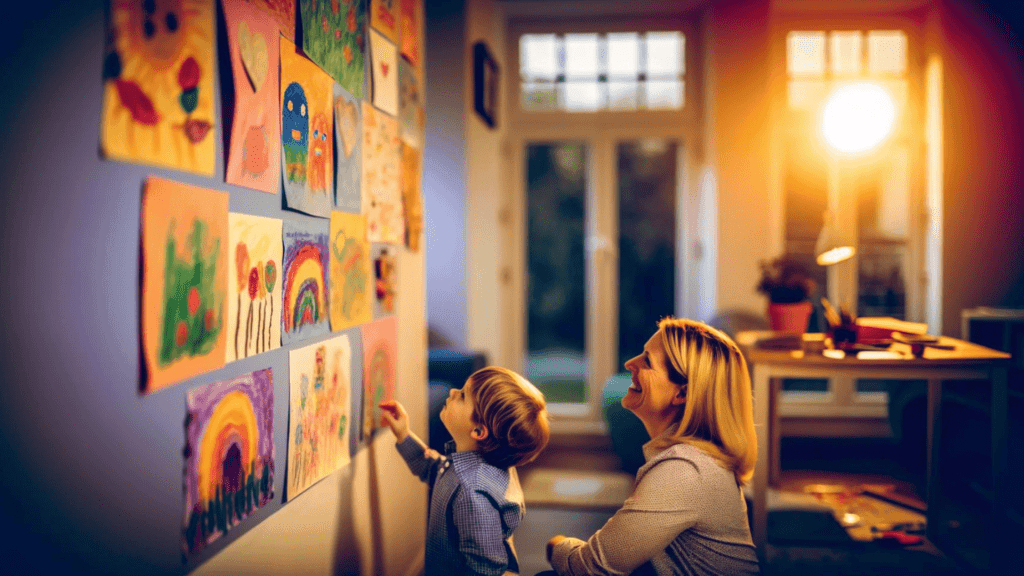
[183,368,275,557]
[282,219,331,344]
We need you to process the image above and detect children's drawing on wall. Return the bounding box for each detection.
[370,0,398,43]
[398,59,423,148]
[287,335,353,500]
[299,0,366,100]
[255,0,295,41]
[329,211,373,331]
[361,316,397,439]
[141,178,227,393]
[372,244,397,318]
[183,368,275,556]
[369,29,398,116]
[223,0,281,193]
[282,219,330,344]
[399,0,419,68]
[362,102,404,244]
[280,38,334,218]
[334,83,363,214]
[400,142,423,252]
[226,213,282,363]
[101,0,215,175]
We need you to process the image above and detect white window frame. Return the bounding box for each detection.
[773,14,931,434]
[502,16,704,433]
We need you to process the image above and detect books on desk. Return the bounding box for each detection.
[856,317,928,345]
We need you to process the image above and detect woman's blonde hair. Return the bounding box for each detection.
[467,366,550,469]
[650,317,757,486]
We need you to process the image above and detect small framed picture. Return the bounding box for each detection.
[473,41,498,129]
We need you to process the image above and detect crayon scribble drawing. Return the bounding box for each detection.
[299,0,366,100]
[362,102,404,244]
[329,211,372,332]
[223,0,281,193]
[400,143,423,252]
[287,335,352,500]
[282,219,330,345]
[226,213,283,363]
[333,83,363,214]
[101,0,215,175]
[399,0,419,67]
[183,368,274,556]
[255,0,295,41]
[280,37,334,218]
[142,177,228,393]
[369,29,398,116]
[372,244,397,318]
[370,0,398,43]
[361,316,397,439]
[398,59,423,148]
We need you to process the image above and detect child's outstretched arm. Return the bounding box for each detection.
[380,400,443,483]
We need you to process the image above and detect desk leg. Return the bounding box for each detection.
[990,366,1009,574]
[752,366,770,551]
[769,377,782,485]
[925,378,942,543]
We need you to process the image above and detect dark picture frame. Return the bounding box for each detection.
[473,41,498,129]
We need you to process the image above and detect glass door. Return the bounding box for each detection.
[522,135,683,419]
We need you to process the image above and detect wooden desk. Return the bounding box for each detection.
[735,332,1010,568]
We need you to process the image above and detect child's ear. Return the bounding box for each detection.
[471,424,489,441]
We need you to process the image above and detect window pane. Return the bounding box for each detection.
[857,147,909,319]
[617,139,678,369]
[522,82,557,110]
[607,81,639,109]
[645,80,683,109]
[565,33,599,78]
[608,33,639,78]
[788,31,826,76]
[830,31,862,76]
[521,34,558,81]
[868,31,907,75]
[787,79,827,109]
[527,143,588,404]
[645,32,682,76]
[559,81,602,111]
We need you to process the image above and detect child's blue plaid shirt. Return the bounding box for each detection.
[396,437,524,576]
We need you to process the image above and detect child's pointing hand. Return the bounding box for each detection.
[379,400,409,442]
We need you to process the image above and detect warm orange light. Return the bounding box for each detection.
[822,83,897,154]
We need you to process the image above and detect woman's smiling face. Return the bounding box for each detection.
[622,330,685,432]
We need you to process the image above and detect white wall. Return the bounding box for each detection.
[425,0,470,349]
[465,0,509,366]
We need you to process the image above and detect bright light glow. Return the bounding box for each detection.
[821,83,896,154]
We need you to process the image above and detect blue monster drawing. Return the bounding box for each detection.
[282,82,309,184]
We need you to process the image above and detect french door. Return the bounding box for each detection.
[508,126,697,426]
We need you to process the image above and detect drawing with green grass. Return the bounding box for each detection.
[300,0,366,100]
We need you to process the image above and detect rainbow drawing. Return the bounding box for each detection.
[182,368,274,557]
[282,220,330,345]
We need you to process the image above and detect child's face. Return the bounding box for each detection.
[440,382,479,448]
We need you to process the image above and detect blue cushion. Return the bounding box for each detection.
[603,373,649,475]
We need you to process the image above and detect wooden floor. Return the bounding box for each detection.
[515,436,967,575]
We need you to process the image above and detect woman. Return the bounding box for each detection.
[545,317,760,575]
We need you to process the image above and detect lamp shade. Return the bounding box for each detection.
[815,212,855,266]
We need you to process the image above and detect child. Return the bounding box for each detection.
[380,366,550,576]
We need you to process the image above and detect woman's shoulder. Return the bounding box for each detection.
[638,442,723,481]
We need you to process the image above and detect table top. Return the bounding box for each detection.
[735,331,1011,367]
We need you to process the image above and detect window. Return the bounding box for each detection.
[780,28,920,416]
[519,32,685,112]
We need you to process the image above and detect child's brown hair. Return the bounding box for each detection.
[466,366,550,469]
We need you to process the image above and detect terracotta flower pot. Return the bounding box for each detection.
[767,301,813,333]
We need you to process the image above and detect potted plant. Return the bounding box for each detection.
[756,255,817,332]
